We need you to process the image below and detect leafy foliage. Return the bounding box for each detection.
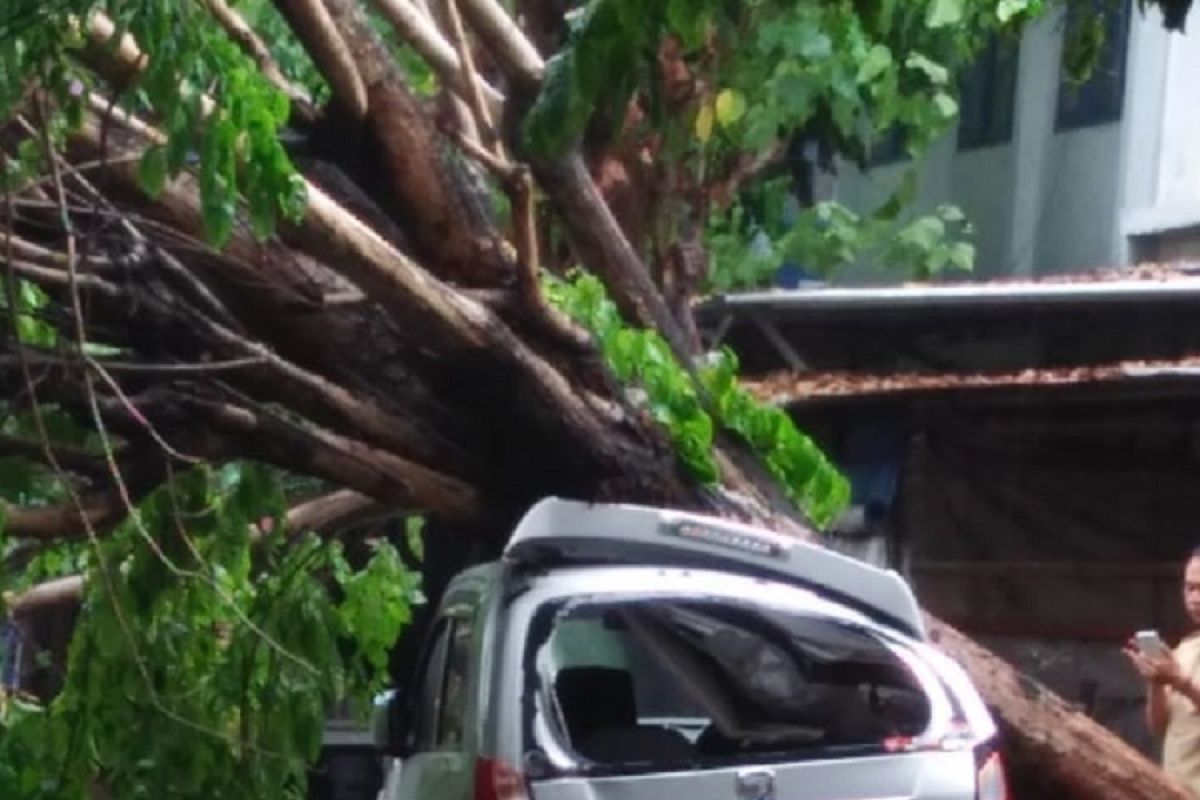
[706,177,975,291]
[0,464,419,800]
[520,0,1034,285]
[546,272,850,528]
[0,278,57,349]
[521,0,655,157]
[0,0,308,246]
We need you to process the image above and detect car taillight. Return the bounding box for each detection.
[976,748,1008,800]
[474,758,530,800]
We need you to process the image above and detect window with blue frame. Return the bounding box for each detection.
[1056,0,1132,130]
[958,35,1020,150]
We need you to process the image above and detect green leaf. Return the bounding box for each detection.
[938,204,967,223]
[905,52,950,85]
[874,169,918,221]
[138,145,169,198]
[933,91,959,119]
[405,516,426,563]
[795,21,833,60]
[667,0,708,50]
[695,102,715,142]
[857,44,893,83]
[521,51,590,157]
[997,0,1030,23]
[927,0,964,28]
[715,89,747,127]
[948,240,976,271]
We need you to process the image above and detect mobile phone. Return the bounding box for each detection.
[1135,629,1170,658]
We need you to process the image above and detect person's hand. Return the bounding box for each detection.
[1124,640,1183,687]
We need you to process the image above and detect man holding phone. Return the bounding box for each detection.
[1126,549,1200,797]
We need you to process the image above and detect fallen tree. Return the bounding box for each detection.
[0,0,1192,798]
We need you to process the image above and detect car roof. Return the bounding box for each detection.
[503,497,925,639]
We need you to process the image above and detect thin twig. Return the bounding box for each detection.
[5,257,122,295]
[4,233,116,268]
[10,348,268,375]
[85,358,203,464]
[5,106,184,759]
[28,98,312,754]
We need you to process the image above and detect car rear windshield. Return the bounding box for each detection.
[530,597,932,773]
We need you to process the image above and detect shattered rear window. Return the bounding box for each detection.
[531,597,932,771]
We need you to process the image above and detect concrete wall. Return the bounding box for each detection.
[833,3,1200,282]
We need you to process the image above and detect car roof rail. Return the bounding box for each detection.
[503,497,925,640]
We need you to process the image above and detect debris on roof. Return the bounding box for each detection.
[744,355,1200,404]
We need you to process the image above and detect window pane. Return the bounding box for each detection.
[958,35,1019,150]
[438,618,474,748]
[1056,0,1131,130]
[411,622,451,751]
[534,599,931,770]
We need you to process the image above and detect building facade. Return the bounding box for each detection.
[836,0,1200,281]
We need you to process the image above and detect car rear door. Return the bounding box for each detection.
[388,613,476,800]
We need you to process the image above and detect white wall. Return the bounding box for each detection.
[1122,4,1200,252]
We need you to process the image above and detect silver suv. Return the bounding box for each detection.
[372,498,1008,800]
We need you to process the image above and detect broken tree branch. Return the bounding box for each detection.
[155,393,481,520]
[368,0,504,117]
[269,0,368,118]
[6,576,84,617]
[6,490,389,617]
[1,495,125,540]
[286,488,388,533]
[456,0,544,89]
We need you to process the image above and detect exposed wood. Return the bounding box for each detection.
[285,489,388,534]
[444,0,501,153]
[368,0,504,116]
[457,0,545,89]
[6,576,85,616]
[134,394,482,520]
[1,495,124,540]
[320,0,514,288]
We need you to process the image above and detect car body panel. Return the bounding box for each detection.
[528,750,976,800]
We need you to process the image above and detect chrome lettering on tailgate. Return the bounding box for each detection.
[735,768,776,800]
